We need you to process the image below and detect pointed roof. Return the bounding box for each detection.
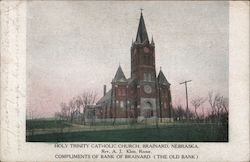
[136,12,149,43]
[151,36,155,46]
[113,65,127,83]
[158,69,170,86]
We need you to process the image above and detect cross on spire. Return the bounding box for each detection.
[136,8,149,43]
[140,8,144,14]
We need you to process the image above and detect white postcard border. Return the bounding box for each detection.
[0,1,249,162]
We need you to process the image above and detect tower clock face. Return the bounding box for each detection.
[144,85,152,94]
[144,47,150,53]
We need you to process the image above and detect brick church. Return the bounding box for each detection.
[94,12,172,122]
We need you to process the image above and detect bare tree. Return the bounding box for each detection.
[173,105,186,121]
[215,96,228,123]
[56,91,98,126]
[208,91,228,123]
[222,97,229,114]
[74,97,82,122]
[68,98,78,123]
[208,91,220,121]
[60,102,70,121]
[77,91,98,125]
[191,97,206,120]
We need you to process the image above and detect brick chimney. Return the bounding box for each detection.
[103,85,106,96]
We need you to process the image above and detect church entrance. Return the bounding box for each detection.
[144,101,153,118]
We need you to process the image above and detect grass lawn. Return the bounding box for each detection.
[26,123,228,142]
[26,119,70,130]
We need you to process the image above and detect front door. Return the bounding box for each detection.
[144,101,153,118]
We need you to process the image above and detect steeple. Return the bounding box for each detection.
[135,10,149,43]
[158,69,170,86]
[113,65,127,83]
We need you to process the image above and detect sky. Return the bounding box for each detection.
[27,1,229,118]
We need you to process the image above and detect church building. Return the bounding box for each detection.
[95,12,172,122]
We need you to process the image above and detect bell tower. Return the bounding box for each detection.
[96,10,172,122]
[130,11,157,119]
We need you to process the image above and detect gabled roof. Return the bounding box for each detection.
[158,69,170,86]
[112,65,127,83]
[96,89,111,105]
[135,12,149,43]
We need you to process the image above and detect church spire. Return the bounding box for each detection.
[135,10,149,43]
[112,65,127,83]
[151,36,155,46]
[158,69,170,86]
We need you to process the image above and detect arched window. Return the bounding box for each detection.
[120,101,124,108]
[144,73,153,82]
[148,55,151,65]
[144,55,151,65]
[145,101,152,109]
[148,73,152,81]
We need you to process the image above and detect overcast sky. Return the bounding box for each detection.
[27,1,229,118]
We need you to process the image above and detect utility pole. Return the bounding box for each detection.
[180,80,192,121]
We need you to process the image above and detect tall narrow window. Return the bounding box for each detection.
[144,73,153,81]
[148,73,152,81]
[120,101,124,108]
[144,73,147,81]
[148,55,150,65]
